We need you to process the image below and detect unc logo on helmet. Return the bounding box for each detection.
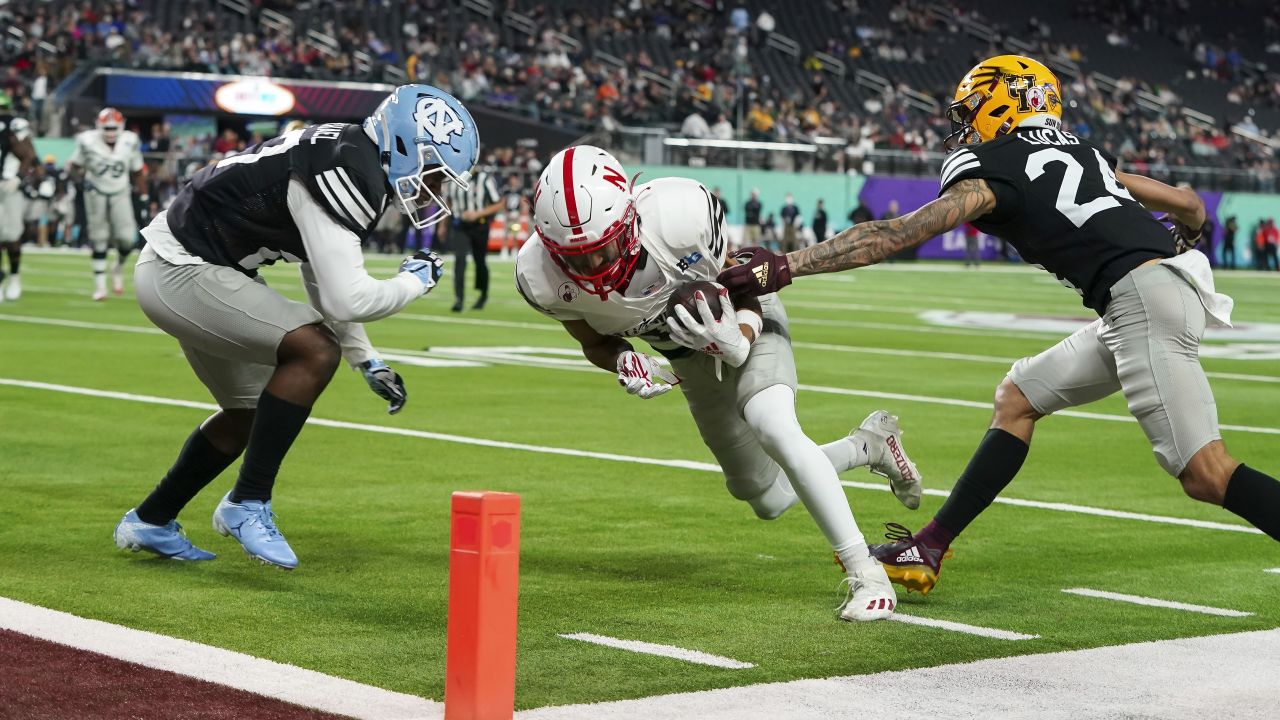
[413,97,465,146]
[364,84,479,230]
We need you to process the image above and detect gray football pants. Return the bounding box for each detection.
[86,189,137,252]
[1009,262,1220,476]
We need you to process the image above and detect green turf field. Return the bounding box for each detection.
[1,249,1277,709]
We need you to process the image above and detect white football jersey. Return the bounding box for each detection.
[516,177,728,353]
[69,128,143,194]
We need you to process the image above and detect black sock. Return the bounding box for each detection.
[136,427,238,525]
[1223,465,1280,541]
[230,391,311,503]
[8,249,19,275]
[933,428,1030,537]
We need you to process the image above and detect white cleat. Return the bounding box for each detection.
[852,410,922,510]
[838,559,897,622]
[2,274,17,301]
[111,266,125,295]
[92,288,108,301]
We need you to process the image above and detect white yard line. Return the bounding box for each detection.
[558,633,755,669]
[837,480,1262,535]
[10,310,1280,424]
[518,630,1280,720]
[0,312,165,335]
[792,341,1014,364]
[0,597,442,720]
[794,342,1280,384]
[888,614,1039,641]
[1,378,1262,537]
[1204,371,1280,384]
[791,316,1062,340]
[0,378,721,472]
[1060,588,1253,617]
[8,311,1278,384]
[800,383,1280,435]
[1266,568,1280,574]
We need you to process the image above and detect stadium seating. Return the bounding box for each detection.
[0,0,1274,191]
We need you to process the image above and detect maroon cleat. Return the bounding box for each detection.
[868,522,954,596]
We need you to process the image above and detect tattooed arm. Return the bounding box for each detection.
[787,179,998,276]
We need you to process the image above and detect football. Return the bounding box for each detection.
[666,280,724,322]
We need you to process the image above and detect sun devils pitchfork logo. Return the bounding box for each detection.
[413,96,465,145]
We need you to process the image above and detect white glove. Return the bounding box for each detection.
[666,283,751,368]
[616,351,679,399]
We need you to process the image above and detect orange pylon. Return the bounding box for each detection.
[444,491,521,720]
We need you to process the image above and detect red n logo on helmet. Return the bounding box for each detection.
[601,166,627,192]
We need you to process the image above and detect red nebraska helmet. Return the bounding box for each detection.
[532,145,640,301]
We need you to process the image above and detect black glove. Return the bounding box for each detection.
[360,359,407,414]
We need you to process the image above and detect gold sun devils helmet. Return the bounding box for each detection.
[944,55,1063,152]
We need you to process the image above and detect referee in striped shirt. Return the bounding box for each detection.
[441,168,504,312]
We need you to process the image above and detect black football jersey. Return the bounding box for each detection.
[166,123,388,274]
[940,127,1175,314]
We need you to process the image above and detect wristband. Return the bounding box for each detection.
[736,308,763,342]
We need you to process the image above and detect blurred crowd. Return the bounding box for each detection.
[0,0,1274,188]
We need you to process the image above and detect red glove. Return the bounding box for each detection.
[716,247,793,298]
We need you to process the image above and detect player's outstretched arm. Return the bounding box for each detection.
[289,180,425,323]
[789,178,997,276]
[1116,171,1206,230]
[718,179,996,296]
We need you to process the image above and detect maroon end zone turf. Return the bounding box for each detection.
[0,629,354,720]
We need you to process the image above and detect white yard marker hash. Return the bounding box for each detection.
[557,633,755,669]
[1061,588,1253,617]
[888,614,1039,640]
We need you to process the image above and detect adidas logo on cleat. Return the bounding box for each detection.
[865,598,895,611]
[895,546,924,564]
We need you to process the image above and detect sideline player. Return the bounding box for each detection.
[515,145,924,621]
[112,84,477,569]
[720,55,1280,595]
[0,90,36,301]
[68,107,147,300]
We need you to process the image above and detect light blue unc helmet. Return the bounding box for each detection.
[365,84,480,229]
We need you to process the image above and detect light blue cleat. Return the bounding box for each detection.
[114,509,216,561]
[212,493,298,570]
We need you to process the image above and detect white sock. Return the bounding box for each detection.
[834,541,875,575]
[745,385,867,554]
[821,435,870,473]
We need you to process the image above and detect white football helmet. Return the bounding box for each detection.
[533,145,639,300]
